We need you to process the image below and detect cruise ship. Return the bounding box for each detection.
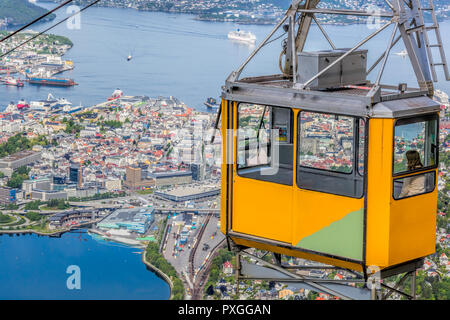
[29,94,80,114]
[228,29,256,44]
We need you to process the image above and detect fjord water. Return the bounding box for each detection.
[0,231,170,299]
[1,2,450,110]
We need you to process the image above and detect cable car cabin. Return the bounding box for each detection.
[220,79,440,273]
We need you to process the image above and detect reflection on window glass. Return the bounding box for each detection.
[393,172,435,199]
[299,112,354,173]
[237,104,270,169]
[394,116,438,174]
[237,104,293,186]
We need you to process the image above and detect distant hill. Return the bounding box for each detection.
[264,0,449,10]
[0,0,56,26]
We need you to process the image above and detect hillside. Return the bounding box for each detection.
[33,0,450,24]
[0,0,56,26]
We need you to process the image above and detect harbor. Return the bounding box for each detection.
[0,29,76,88]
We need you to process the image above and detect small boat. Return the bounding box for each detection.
[228,29,256,44]
[2,77,24,87]
[108,89,123,101]
[204,97,219,109]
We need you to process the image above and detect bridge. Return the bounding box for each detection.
[67,202,219,215]
[68,201,121,209]
[152,207,220,215]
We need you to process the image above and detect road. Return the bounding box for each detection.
[192,216,224,276]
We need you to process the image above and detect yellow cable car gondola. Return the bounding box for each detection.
[219,0,449,297]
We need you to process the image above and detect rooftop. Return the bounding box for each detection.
[100,207,153,225]
[161,185,220,197]
[0,150,39,162]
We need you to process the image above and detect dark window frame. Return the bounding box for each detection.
[392,114,439,178]
[236,103,294,186]
[392,170,436,200]
[296,111,366,199]
[357,118,366,177]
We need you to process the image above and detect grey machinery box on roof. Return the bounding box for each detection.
[297,49,368,89]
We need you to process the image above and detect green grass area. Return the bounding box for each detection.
[40,206,56,211]
[0,216,25,229]
[136,189,153,195]
[0,0,55,26]
[0,214,13,224]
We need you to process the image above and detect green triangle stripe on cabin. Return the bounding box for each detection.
[296,208,364,261]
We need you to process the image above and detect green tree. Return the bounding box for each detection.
[25,211,42,222]
[25,200,41,211]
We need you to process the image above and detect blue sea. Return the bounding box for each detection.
[1,2,449,111]
[0,230,170,300]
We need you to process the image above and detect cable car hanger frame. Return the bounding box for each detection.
[223,0,449,107]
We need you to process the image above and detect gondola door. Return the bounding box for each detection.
[228,101,294,244]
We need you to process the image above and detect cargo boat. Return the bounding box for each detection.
[16,99,30,110]
[27,76,77,87]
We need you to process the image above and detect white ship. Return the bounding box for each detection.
[30,93,58,110]
[394,50,408,57]
[228,29,256,44]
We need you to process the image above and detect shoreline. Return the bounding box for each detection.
[0,227,68,236]
[88,228,174,299]
[141,250,174,300]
